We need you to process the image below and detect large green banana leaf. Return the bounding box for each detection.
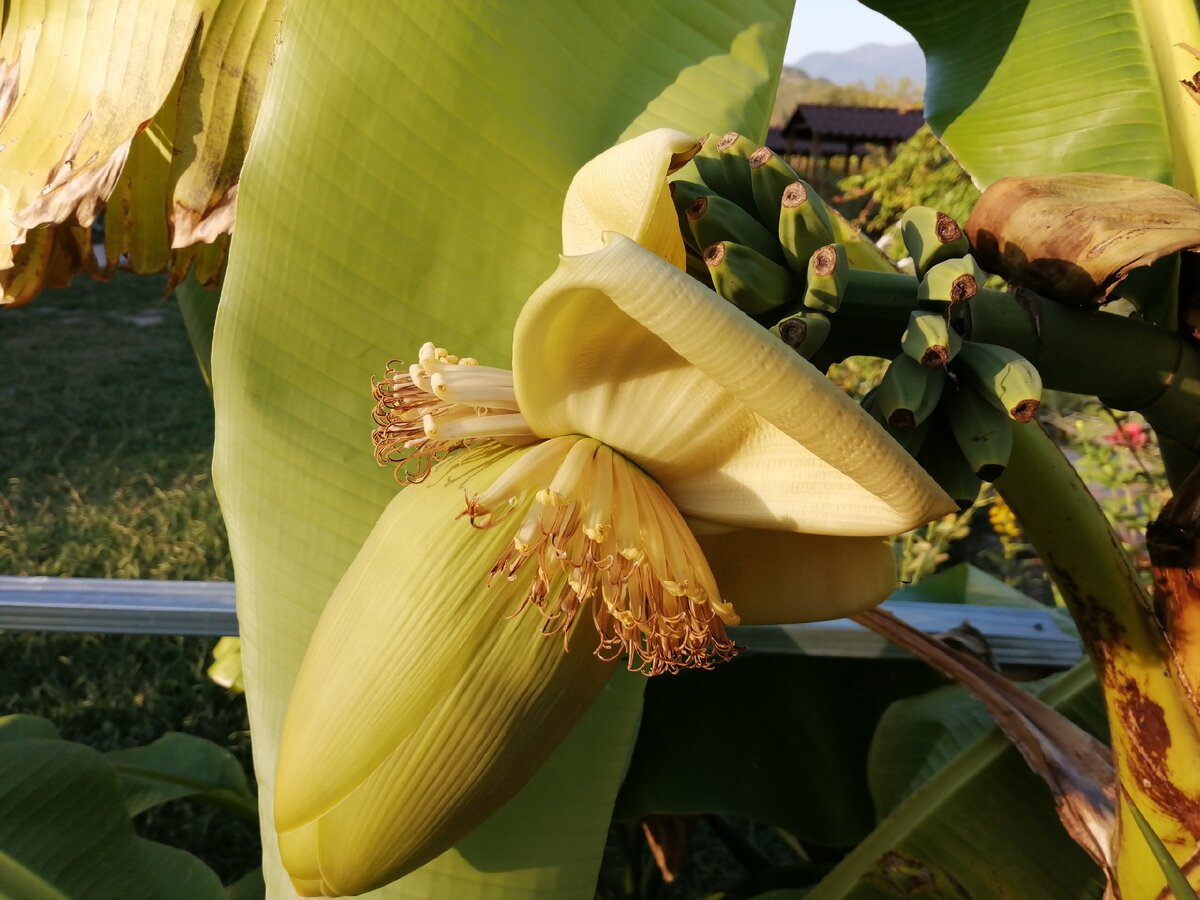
[0,716,226,899]
[211,2,793,897]
[810,662,1107,899]
[864,0,1200,191]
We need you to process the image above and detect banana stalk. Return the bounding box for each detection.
[998,423,1200,898]
[1149,466,1200,728]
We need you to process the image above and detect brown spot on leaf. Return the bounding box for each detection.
[14,116,131,232]
[1114,677,1200,837]
[170,182,238,248]
[965,173,1200,304]
[0,60,20,131]
[865,850,973,898]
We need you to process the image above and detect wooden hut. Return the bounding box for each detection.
[769,104,924,186]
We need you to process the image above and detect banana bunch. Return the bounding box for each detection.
[863,304,1044,509]
[670,131,849,359]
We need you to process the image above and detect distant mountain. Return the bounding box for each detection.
[790,42,925,89]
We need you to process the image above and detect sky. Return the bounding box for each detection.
[785,0,914,64]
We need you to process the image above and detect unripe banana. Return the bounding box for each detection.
[874,354,945,430]
[943,381,1013,481]
[918,415,983,511]
[887,417,931,457]
[692,133,736,205]
[901,206,970,279]
[901,310,962,368]
[748,146,801,230]
[771,310,830,358]
[804,243,849,313]
[864,386,931,457]
[953,341,1043,423]
[704,241,796,315]
[670,181,714,252]
[711,131,759,215]
[778,181,835,274]
[687,193,786,265]
[917,254,985,304]
[683,246,714,289]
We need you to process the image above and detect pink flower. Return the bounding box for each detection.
[1102,422,1148,450]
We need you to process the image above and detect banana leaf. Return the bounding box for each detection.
[0,716,226,900]
[864,0,1200,191]
[809,662,1107,899]
[210,1,794,896]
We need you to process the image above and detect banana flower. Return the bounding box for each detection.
[274,130,955,897]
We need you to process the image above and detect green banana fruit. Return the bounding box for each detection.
[704,241,796,315]
[804,243,849,313]
[669,180,714,252]
[887,416,931,458]
[778,180,835,274]
[686,193,786,265]
[918,415,983,511]
[864,387,931,457]
[953,341,1043,423]
[901,309,962,368]
[771,310,830,358]
[901,206,970,279]
[748,146,801,230]
[692,133,735,204]
[917,254,985,304]
[874,354,945,430]
[712,131,758,214]
[683,245,714,289]
[943,381,1014,481]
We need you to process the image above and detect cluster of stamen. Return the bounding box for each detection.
[465,435,740,675]
[371,342,536,483]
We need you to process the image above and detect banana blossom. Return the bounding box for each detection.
[274,130,955,896]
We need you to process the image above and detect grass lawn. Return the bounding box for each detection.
[0,271,259,883]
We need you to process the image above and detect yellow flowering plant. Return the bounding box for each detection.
[273,130,953,895]
[7,0,1200,898]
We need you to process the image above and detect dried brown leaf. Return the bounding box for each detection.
[965,174,1200,305]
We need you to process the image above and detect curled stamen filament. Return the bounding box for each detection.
[371,345,535,483]
[472,436,738,675]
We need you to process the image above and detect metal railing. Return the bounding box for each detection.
[0,576,1083,669]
